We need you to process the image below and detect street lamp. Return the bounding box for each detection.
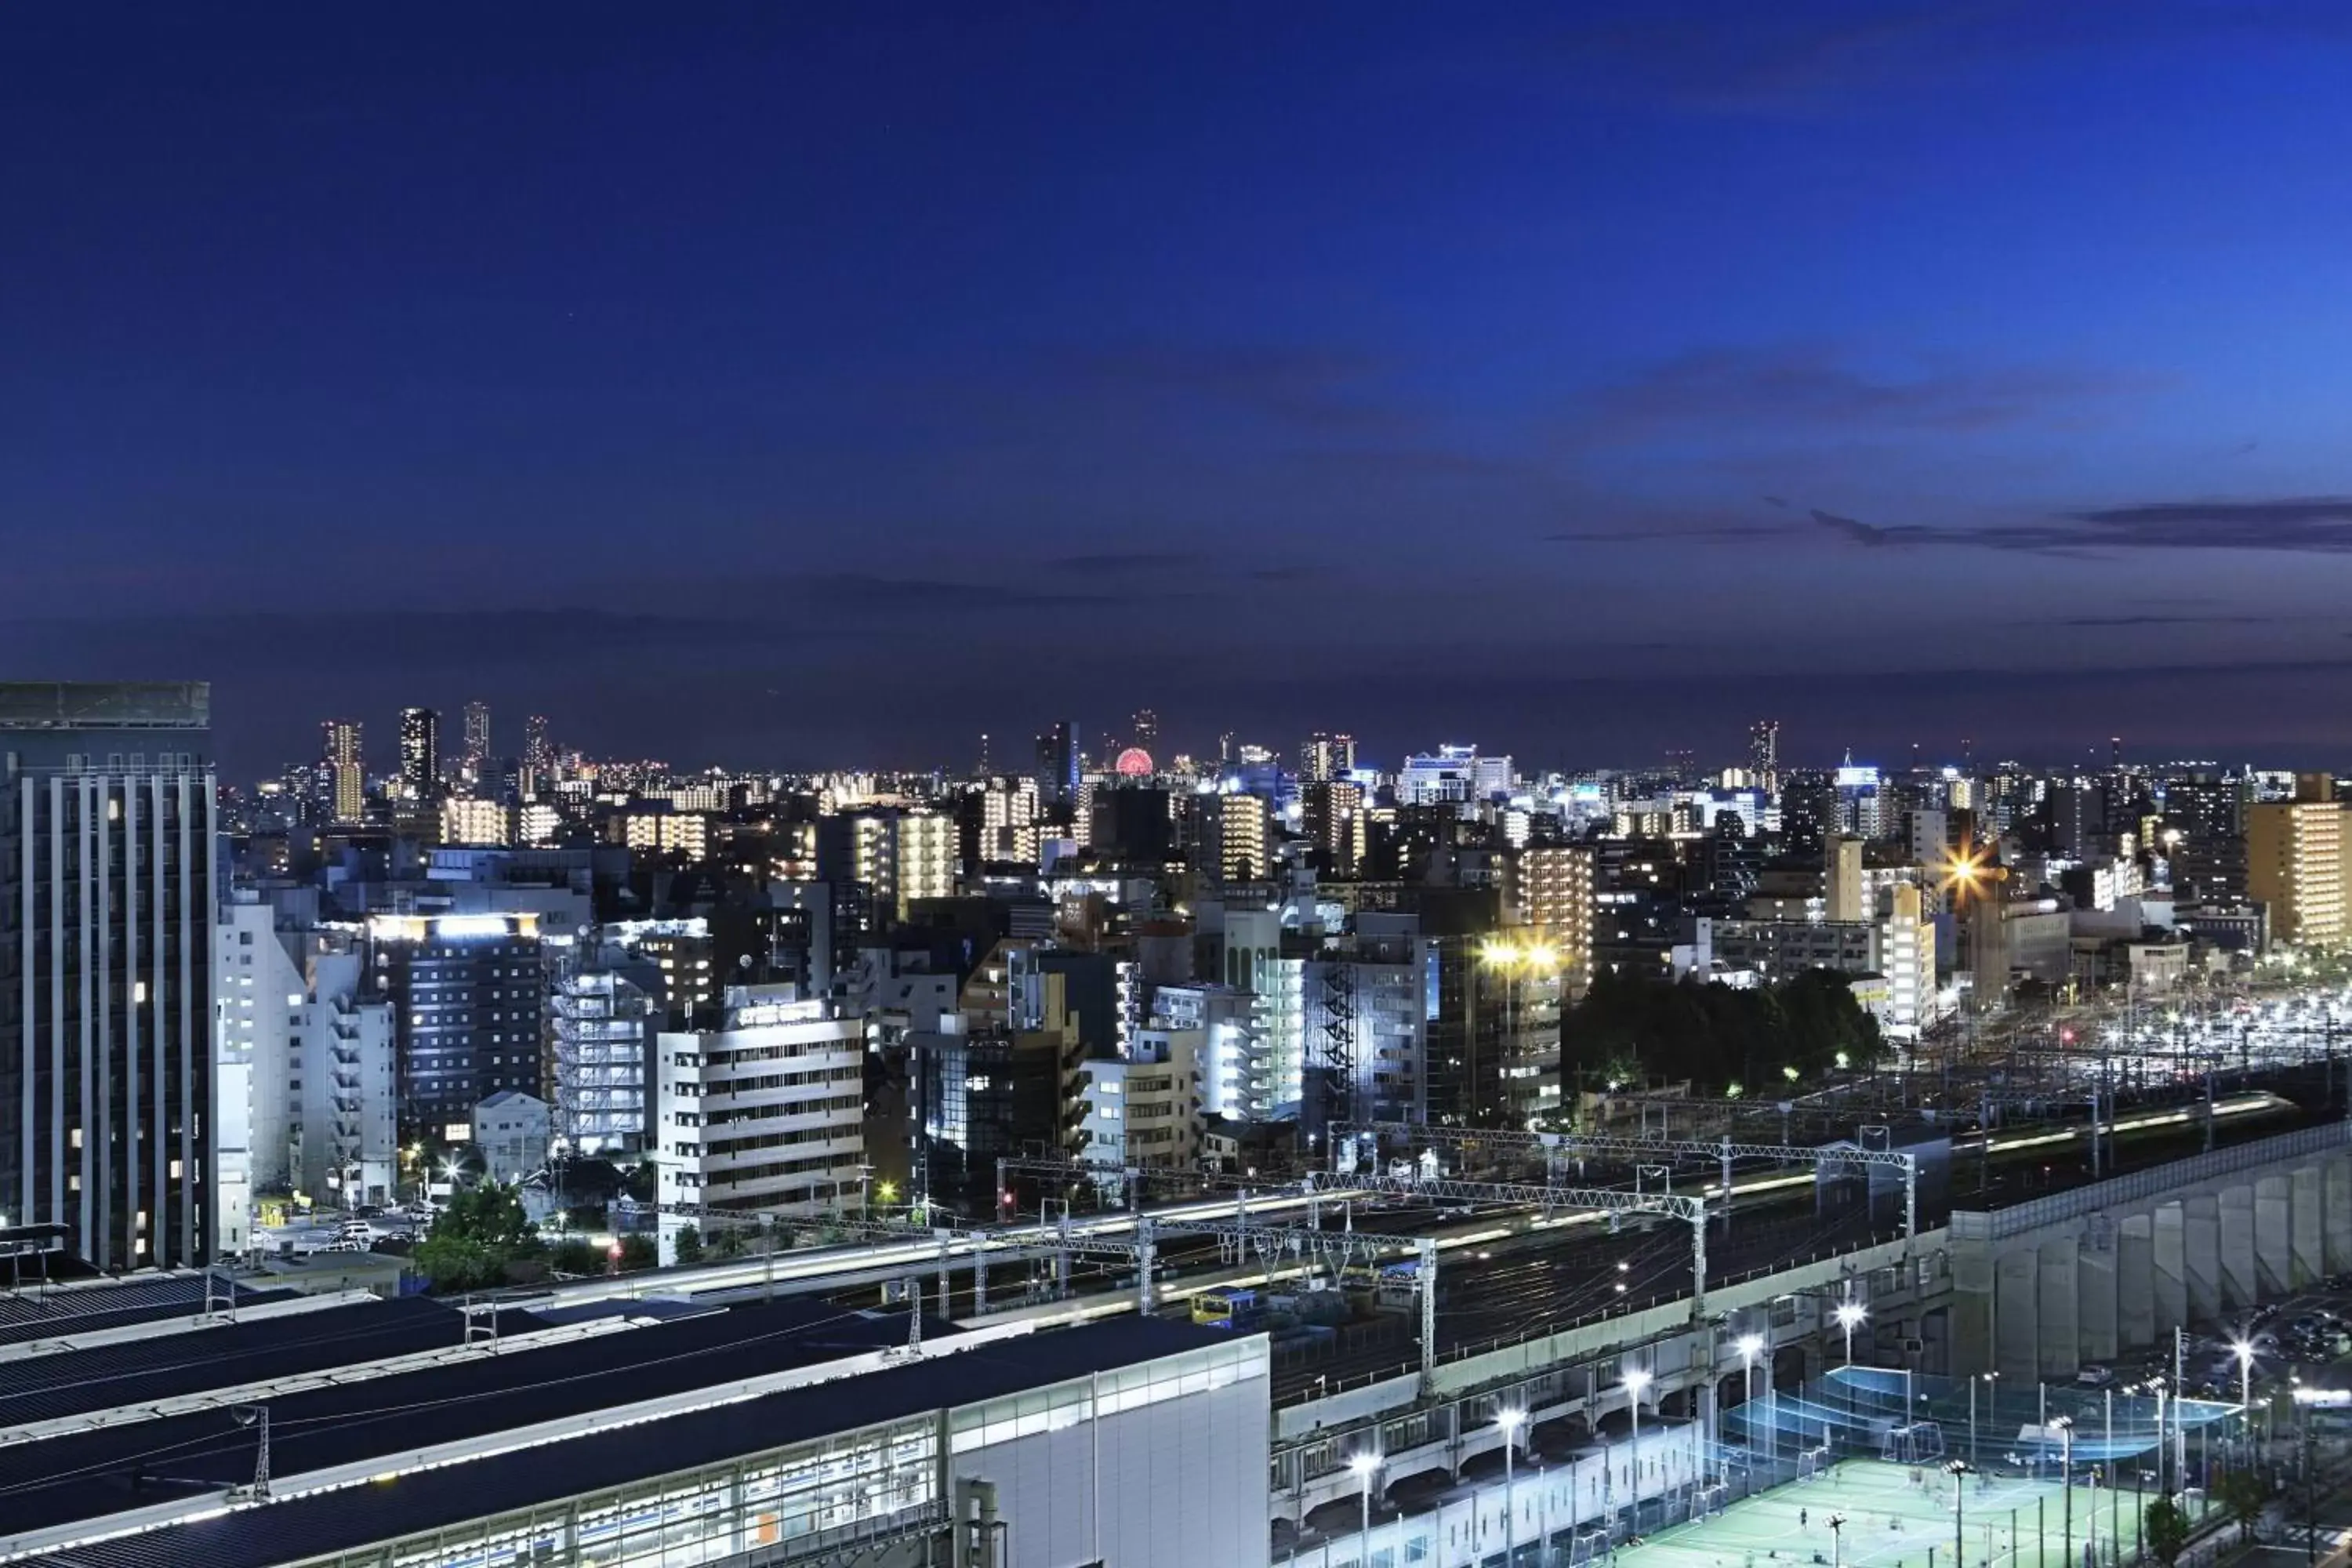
[1350,1450,1383,1556]
[1624,1367,1653,1530]
[1497,1408,1526,1557]
[1828,1512,1847,1568]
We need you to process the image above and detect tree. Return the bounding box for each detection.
[618,1234,658,1272]
[549,1238,598,1276]
[2215,1468,2267,1542]
[415,1183,538,1293]
[673,1225,704,1265]
[2143,1497,2191,1567]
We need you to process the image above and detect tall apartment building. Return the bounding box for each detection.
[1200,793,1269,884]
[654,985,864,1254]
[368,912,546,1138]
[1301,731,1356,782]
[1748,719,1780,794]
[521,713,553,796]
[2248,775,2345,949]
[1033,720,1079,806]
[214,895,396,1250]
[1308,920,1433,1126]
[548,968,653,1156]
[1518,844,1595,993]
[439,795,512,847]
[460,699,491,781]
[321,717,365,823]
[1301,780,1366,874]
[397,706,440,801]
[1,682,216,1269]
[2164,773,2249,905]
[816,809,955,932]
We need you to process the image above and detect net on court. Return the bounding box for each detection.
[1609,1457,2148,1568]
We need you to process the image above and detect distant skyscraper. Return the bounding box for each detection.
[1301,731,1356,782]
[1131,708,1159,753]
[522,713,553,793]
[398,706,440,800]
[321,717,365,822]
[462,699,492,777]
[1,682,216,1269]
[1033,720,1078,805]
[1748,720,1780,793]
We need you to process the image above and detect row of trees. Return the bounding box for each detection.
[1559,965,1886,1097]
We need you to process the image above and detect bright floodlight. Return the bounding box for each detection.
[1349,1451,1382,1479]
[1835,1301,1867,1330]
[1497,1408,1527,1434]
[2233,1339,2256,1366]
[1623,1367,1653,1395]
[1737,1334,1764,1357]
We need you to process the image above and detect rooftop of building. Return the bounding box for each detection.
[2,1304,1236,1568]
[0,681,209,729]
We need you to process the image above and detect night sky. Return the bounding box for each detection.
[10,3,2352,779]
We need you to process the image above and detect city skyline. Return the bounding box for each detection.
[13,5,2352,768]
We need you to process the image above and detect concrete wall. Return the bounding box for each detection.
[1950,1125,2352,1381]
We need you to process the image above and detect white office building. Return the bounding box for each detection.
[1078,1031,1200,1177]
[655,985,864,1258]
[1398,743,1515,808]
[215,894,398,1252]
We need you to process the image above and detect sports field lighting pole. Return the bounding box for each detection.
[1835,1299,1867,1430]
[2051,1416,2074,1568]
[1947,1460,1972,1568]
[2234,1338,2256,1469]
[1498,1407,1526,1559]
[1351,1450,1383,1559]
[1973,1371,1998,1471]
[1739,1334,1765,1472]
[1625,1367,1653,1533]
[1828,1512,1847,1568]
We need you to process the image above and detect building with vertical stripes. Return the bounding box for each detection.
[0,681,216,1269]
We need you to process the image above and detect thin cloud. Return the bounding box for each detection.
[1048,551,1207,576]
[1589,344,2155,434]
[1548,523,1791,544]
[1054,343,1413,437]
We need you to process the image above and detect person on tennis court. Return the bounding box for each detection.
[1801,1508,1809,1529]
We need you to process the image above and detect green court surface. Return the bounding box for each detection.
[1612,1461,2151,1568]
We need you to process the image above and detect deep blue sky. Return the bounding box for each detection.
[9,2,2352,778]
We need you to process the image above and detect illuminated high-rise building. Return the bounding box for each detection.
[461,699,491,779]
[321,717,365,822]
[1131,708,1160,754]
[1301,779,1365,873]
[1033,720,1078,805]
[1749,720,1780,794]
[1301,731,1356,782]
[2248,775,2344,949]
[398,706,440,800]
[521,713,553,793]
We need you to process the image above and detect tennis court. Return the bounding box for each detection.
[1608,1458,2148,1568]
